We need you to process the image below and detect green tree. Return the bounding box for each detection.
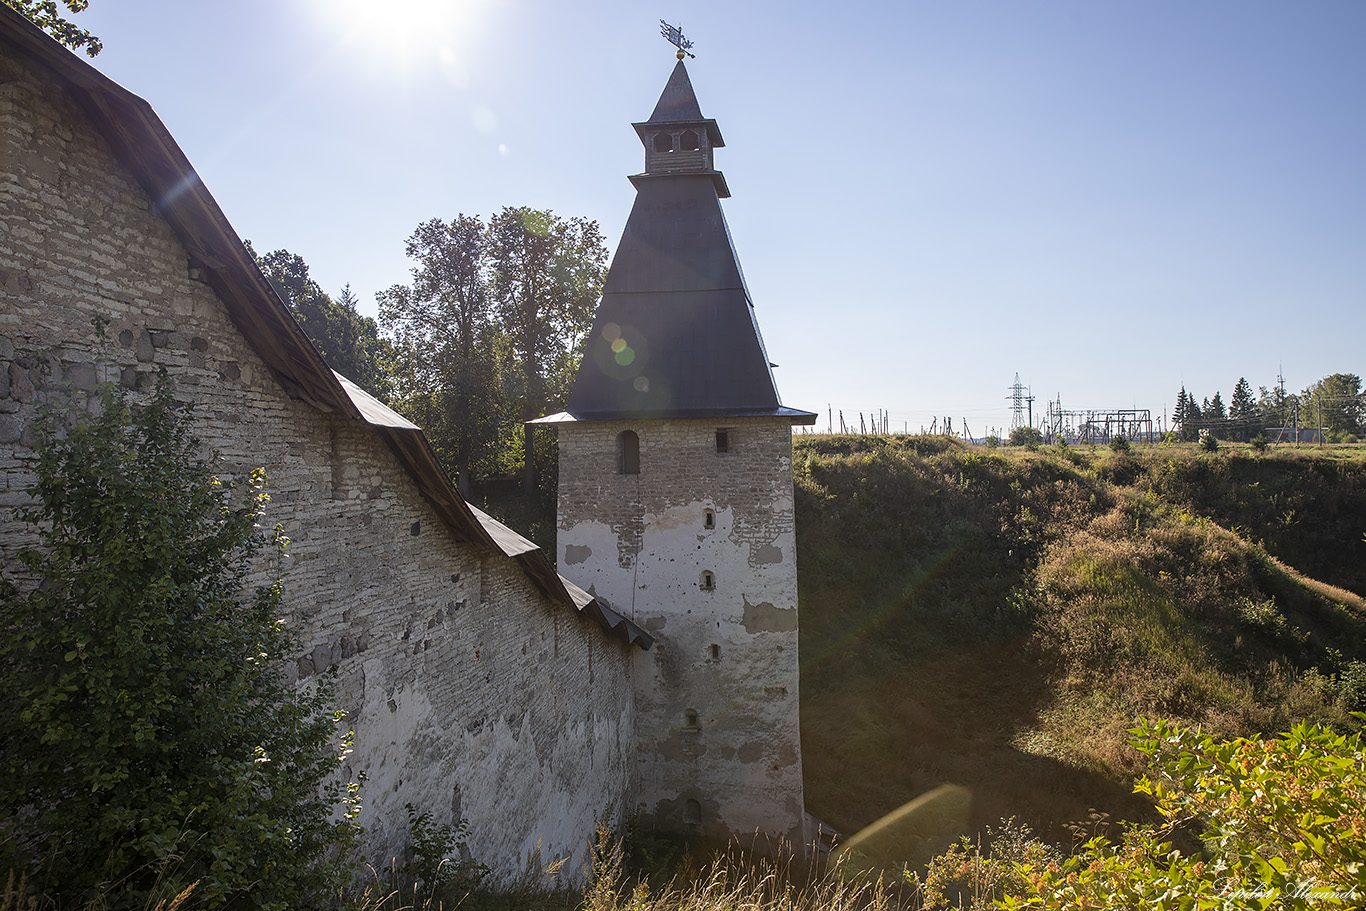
[1173,386,1202,442]
[1257,379,1295,433]
[0,369,360,909]
[1230,377,1257,440]
[1301,373,1363,440]
[3,0,101,56]
[248,243,395,402]
[1206,391,1226,423]
[1007,426,1043,448]
[489,207,607,496]
[379,216,500,496]
[1001,717,1366,910]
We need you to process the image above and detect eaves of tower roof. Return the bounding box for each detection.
[1,6,650,651]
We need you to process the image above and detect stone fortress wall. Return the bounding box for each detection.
[0,47,637,883]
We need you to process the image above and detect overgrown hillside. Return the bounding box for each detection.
[794,436,1366,847]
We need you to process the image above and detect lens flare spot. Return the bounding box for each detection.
[633,376,650,392]
[610,338,627,354]
[472,105,497,134]
[602,322,622,342]
[614,347,636,366]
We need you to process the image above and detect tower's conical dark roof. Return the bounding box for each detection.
[547,62,813,425]
[648,60,705,122]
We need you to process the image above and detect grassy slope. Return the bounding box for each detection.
[795,436,1366,847]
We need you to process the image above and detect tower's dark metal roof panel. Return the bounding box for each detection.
[640,61,725,146]
[569,288,778,418]
[602,177,748,295]
[649,60,706,123]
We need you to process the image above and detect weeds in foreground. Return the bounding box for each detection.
[582,826,905,911]
[0,870,197,911]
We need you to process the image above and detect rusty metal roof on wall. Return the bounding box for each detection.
[2,6,649,651]
[554,61,816,426]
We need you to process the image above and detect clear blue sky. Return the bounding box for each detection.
[73,1,1365,437]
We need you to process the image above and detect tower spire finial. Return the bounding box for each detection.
[659,20,695,59]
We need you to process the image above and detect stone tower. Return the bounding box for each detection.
[537,60,816,851]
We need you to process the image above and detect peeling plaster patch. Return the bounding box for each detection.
[644,615,668,632]
[651,504,696,531]
[751,544,783,565]
[656,728,708,762]
[563,544,592,565]
[741,598,797,633]
[738,742,763,763]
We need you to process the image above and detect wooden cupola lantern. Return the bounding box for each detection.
[632,61,730,198]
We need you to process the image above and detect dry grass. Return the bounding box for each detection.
[580,830,906,911]
[0,871,198,911]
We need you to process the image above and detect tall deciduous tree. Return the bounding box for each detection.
[0,369,359,909]
[248,243,394,402]
[378,216,499,496]
[489,207,607,496]
[1301,373,1364,439]
[3,0,101,56]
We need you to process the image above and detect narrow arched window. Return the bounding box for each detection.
[700,571,715,591]
[685,798,702,824]
[618,430,640,475]
[653,131,673,153]
[679,129,700,151]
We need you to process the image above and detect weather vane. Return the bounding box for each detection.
[659,20,695,59]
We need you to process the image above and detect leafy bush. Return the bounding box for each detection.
[1008,427,1043,449]
[985,435,1001,449]
[1251,433,1269,452]
[1201,432,1220,452]
[1000,717,1366,910]
[0,370,360,909]
[913,818,1060,910]
[1109,436,1131,453]
[402,804,486,897]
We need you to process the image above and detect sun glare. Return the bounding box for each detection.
[317,0,490,78]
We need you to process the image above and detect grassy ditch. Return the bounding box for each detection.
[794,436,1366,847]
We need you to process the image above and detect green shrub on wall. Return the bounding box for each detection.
[0,365,360,910]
